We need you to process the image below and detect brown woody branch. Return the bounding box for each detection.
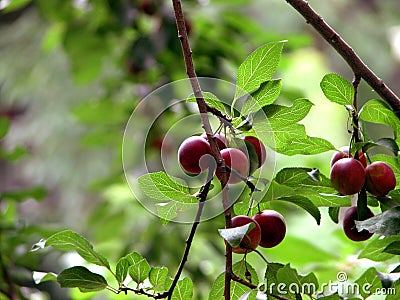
[285,0,400,117]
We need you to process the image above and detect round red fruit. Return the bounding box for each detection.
[330,158,366,195]
[331,146,367,168]
[244,136,266,168]
[178,136,212,174]
[253,210,286,248]
[365,161,396,196]
[217,148,249,184]
[231,215,261,254]
[343,206,374,242]
[201,133,228,150]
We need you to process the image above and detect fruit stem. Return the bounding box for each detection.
[254,249,271,265]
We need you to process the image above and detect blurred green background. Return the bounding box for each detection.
[1,0,399,299]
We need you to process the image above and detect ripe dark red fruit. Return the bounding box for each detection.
[201,133,228,150]
[331,146,367,168]
[343,206,374,242]
[330,158,366,195]
[365,161,396,196]
[244,136,266,168]
[253,210,286,248]
[178,136,212,174]
[216,148,249,184]
[231,215,261,254]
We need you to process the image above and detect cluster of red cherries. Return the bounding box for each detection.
[330,146,396,241]
[177,133,266,183]
[178,133,286,253]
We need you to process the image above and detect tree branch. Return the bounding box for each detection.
[171,1,233,299]
[285,0,400,117]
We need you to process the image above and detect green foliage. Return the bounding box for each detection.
[252,99,335,155]
[241,79,282,115]
[138,172,197,203]
[360,99,400,136]
[2,1,399,299]
[234,41,286,100]
[359,236,400,261]
[57,266,108,293]
[45,230,111,270]
[320,73,355,107]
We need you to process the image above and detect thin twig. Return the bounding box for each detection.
[167,167,214,299]
[285,0,400,117]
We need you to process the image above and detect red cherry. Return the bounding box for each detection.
[253,210,286,248]
[216,148,249,184]
[331,146,367,168]
[178,136,212,174]
[231,215,261,254]
[201,133,228,149]
[365,161,396,196]
[343,206,374,242]
[330,158,366,195]
[244,136,266,168]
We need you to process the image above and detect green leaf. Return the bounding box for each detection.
[209,261,258,300]
[45,230,110,269]
[138,172,197,203]
[0,117,10,139]
[263,263,285,292]
[1,186,47,202]
[278,196,321,225]
[269,168,350,208]
[149,267,168,292]
[280,136,335,156]
[32,271,58,284]
[359,99,400,136]
[218,223,255,248]
[166,277,193,300]
[57,266,107,293]
[355,268,382,299]
[320,73,354,106]
[241,79,282,115]
[359,235,400,261]
[328,207,340,224]
[264,99,314,128]
[264,181,296,202]
[274,264,318,297]
[126,252,151,285]
[383,241,400,255]
[355,206,400,236]
[1,0,31,12]
[156,202,193,225]
[235,41,285,100]
[115,257,129,284]
[186,92,226,115]
[253,99,333,155]
[375,138,400,156]
[274,168,334,194]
